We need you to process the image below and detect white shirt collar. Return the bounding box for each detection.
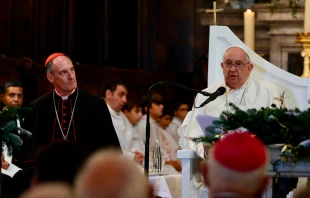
[107,104,121,116]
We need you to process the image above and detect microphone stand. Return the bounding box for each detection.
[144,82,211,176]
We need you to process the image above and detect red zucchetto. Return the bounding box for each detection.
[45,53,65,67]
[213,132,267,172]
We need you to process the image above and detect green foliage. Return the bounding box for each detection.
[193,103,310,162]
[0,106,32,151]
[269,0,300,19]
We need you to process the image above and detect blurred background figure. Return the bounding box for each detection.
[122,99,144,157]
[74,149,154,198]
[135,93,181,173]
[158,107,173,130]
[165,101,189,146]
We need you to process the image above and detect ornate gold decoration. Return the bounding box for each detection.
[296,32,310,78]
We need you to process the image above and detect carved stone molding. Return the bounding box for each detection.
[0,54,33,69]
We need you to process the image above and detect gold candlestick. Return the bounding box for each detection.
[296,33,310,78]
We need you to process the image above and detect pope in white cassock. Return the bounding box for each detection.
[178,46,285,197]
[179,45,284,159]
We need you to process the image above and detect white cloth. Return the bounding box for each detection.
[159,127,180,161]
[180,77,284,158]
[165,117,182,146]
[107,105,135,159]
[130,125,145,154]
[2,142,21,177]
[149,174,182,198]
[135,115,160,153]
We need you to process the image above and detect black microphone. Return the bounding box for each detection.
[199,87,226,108]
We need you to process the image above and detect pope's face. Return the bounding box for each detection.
[47,56,77,96]
[221,47,253,89]
[0,86,24,108]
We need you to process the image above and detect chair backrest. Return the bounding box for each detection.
[208,26,310,110]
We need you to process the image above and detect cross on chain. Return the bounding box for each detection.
[205,1,223,25]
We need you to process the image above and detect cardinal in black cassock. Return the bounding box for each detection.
[28,53,120,158]
[30,88,120,153]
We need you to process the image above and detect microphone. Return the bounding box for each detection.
[199,87,226,108]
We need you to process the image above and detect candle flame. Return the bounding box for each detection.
[246,9,252,13]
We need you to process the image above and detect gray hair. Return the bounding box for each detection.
[222,45,250,63]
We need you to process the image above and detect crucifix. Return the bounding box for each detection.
[205,1,223,25]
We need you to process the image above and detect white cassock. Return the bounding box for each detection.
[165,116,182,146]
[178,77,284,198]
[107,105,135,159]
[179,76,284,157]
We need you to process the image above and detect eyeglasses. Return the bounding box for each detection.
[224,61,250,70]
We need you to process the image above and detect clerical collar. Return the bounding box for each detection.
[54,88,77,100]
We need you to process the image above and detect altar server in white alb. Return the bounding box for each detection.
[103,78,144,165]
[179,46,285,158]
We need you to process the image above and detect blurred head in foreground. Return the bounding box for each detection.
[202,132,270,198]
[19,182,73,198]
[74,149,154,198]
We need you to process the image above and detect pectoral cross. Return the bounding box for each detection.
[205,1,223,25]
[274,91,286,109]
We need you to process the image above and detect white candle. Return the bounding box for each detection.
[244,9,255,50]
[305,0,310,33]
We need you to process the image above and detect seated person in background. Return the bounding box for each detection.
[202,132,270,198]
[158,107,180,162]
[19,182,73,198]
[0,79,33,198]
[0,79,28,175]
[179,45,284,158]
[102,78,144,165]
[32,140,88,186]
[165,101,189,145]
[158,107,173,130]
[122,99,144,154]
[135,93,181,172]
[74,149,154,198]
